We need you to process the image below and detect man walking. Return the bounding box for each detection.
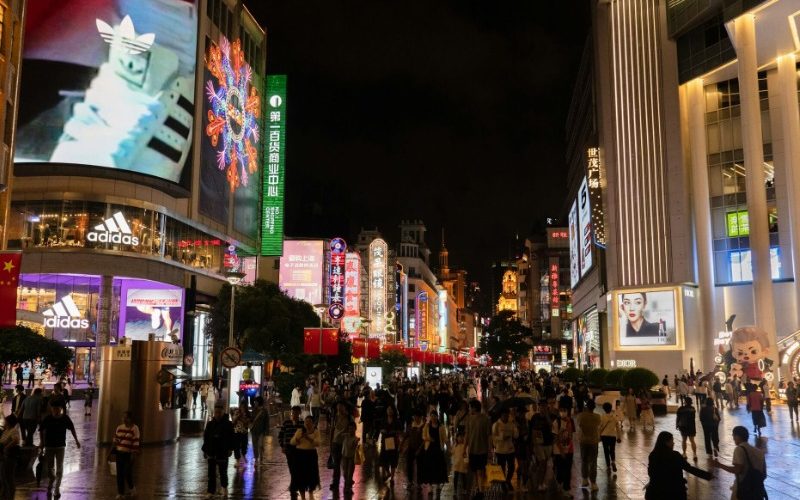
[786,381,798,423]
[576,399,601,491]
[492,407,518,491]
[250,396,269,466]
[530,400,554,492]
[19,387,43,446]
[202,403,235,498]
[713,426,767,499]
[279,406,304,500]
[464,399,492,499]
[39,402,81,499]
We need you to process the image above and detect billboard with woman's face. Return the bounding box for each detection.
[612,287,684,350]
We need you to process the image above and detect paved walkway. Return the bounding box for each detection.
[4,402,800,499]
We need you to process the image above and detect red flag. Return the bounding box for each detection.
[352,338,366,358]
[411,349,424,363]
[303,328,320,354]
[0,252,22,327]
[367,338,380,359]
[322,328,339,355]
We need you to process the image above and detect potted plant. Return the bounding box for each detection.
[586,368,608,397]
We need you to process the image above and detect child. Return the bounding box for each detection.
[451,431,469,497]
[340,420,360,495]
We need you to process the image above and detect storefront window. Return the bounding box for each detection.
[192,310,212,380]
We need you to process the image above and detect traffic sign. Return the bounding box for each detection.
[220,347,242,369]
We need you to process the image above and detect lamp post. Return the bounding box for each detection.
[313,304,327,389]
[225,270,245,409]
[359,318,372,378]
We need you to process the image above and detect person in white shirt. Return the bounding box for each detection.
[291,385,302,408]
[713,425,766,499]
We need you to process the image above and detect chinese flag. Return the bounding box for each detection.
[303,328,320,354]
[322,328,339,355]
[367,338,381,359]
[0,252,22,327]
[352,338,366,358]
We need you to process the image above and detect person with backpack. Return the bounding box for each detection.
[713,425,767,499]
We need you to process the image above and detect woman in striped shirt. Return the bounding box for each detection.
[112,411,140,499]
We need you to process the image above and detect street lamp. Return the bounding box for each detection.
[225,270,245,409]
[313,304,327,388]
[358,318,372,378]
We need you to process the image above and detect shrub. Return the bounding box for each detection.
[621,367,660,392]
[560,367,582,383]
[587,368,608,388]
[605,368,627,388]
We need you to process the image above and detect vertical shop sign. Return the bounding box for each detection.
[328,238,346,319]
[261,75,287,256]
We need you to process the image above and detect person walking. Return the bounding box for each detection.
[645,431,712,500]
[699,398,721,458]
[39,402,81,499]
[552,406,576,498]
[10,385,25,417]
[576,399,601,491]
[599,402,621,473]
[290,385,302,409]
[279,406,305,500]
[530,400,555,492]
[0,414,22,500]
[249,396,269,466]
[623,388,637,431]
[403,410,425,490]
[340,420,360,496]
[421,411,448,498]
[786,381,799,423]
[200,383,209,412]
[27,370,34,390]
[639,391,655,430]
[746,385,767,437]
[112,411,140,499]
[329,401,353,494]
[464,399,492,498]
[231,401,251,466]
[713,378,725,411]
[84,383,95,416]
[19,388,43,447]
[289,416,321,500]
[492,407,518,491]
[378,406,402,486]
[713,426,767,500]
[676,398,698,461]
[202,403,235,498]
[14,365,23,386]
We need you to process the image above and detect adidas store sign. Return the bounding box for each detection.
[42,295,90,329]
[87,212,140,246]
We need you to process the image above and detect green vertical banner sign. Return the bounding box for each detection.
[262,75,287,256]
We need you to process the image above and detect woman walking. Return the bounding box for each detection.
[421,411,448,498]
[552,407,576,498]
[675,398,698,461]
[232,401,251,466]
[112,411,140,499]
[599,402,621,473]
[699,398,720,457]
[378,406,402,486]
[290,416,321,500]
[645,431,712,500]
[623,388,638,431]
[747,384,767,436]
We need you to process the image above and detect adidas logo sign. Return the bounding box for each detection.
[88,212,140,246]
[42,295,90,329]
[96,15,155,55]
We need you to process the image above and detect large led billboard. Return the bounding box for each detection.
[119,281,184,341]
[199,35,262,238]
[279,240,324,305]
[16,0,198,184]
[612,286,684,350]
[262,75,287,256]
[568,201,580,288]
[578,177,593,277]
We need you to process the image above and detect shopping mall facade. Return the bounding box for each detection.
[4,0,267,384]
[570,0,800,380]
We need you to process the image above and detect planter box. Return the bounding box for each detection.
[595,390,621,410]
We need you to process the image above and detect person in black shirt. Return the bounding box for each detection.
[14,365,23,385]
[646,431,712,499]
[39,402,80,499]
[530,400,555,492]
[202,404,235,497]
[278,406,304,500]
[360,388,377,442]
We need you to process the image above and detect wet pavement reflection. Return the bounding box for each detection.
[4,402,800,499]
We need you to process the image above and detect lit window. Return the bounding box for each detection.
[728,247,781,283]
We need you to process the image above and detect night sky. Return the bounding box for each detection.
[246,1,590,286]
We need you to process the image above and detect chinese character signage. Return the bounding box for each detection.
[328,238,346,320]
[262,75,287,256]
[586,147,605,246]
[578,177,593,277]
[279,240,324,305]
[342,253,361,334]
[416,291,429,346]
[369,239,388,335]
[438,290,448,349]
[549,260,560,314]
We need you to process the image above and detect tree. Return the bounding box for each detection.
[380,351,409,382]
[477,310,532,366]
[0,326,72,375]
[621,367,659,392]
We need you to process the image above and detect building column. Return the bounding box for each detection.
[687,79,718,368]
[734,15,778,346]
[95,274,114,356]
[776,54,800,350]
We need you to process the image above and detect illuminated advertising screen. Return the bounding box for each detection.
[119,281,184,341]
[262,75,287,256]
[726,210,749,237]
[16,0,198,185]
[328,238,346,320]
[279,240,324,305]
[578,177,593,277]
[369,239,388,336]
[342,252,361,334]
[569,200,580,288]
[438,290,447,349]
[199,34,261,238]
[613,287,684,350]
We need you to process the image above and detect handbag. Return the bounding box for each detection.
[486,463,505,483]
[737,446,767,499]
